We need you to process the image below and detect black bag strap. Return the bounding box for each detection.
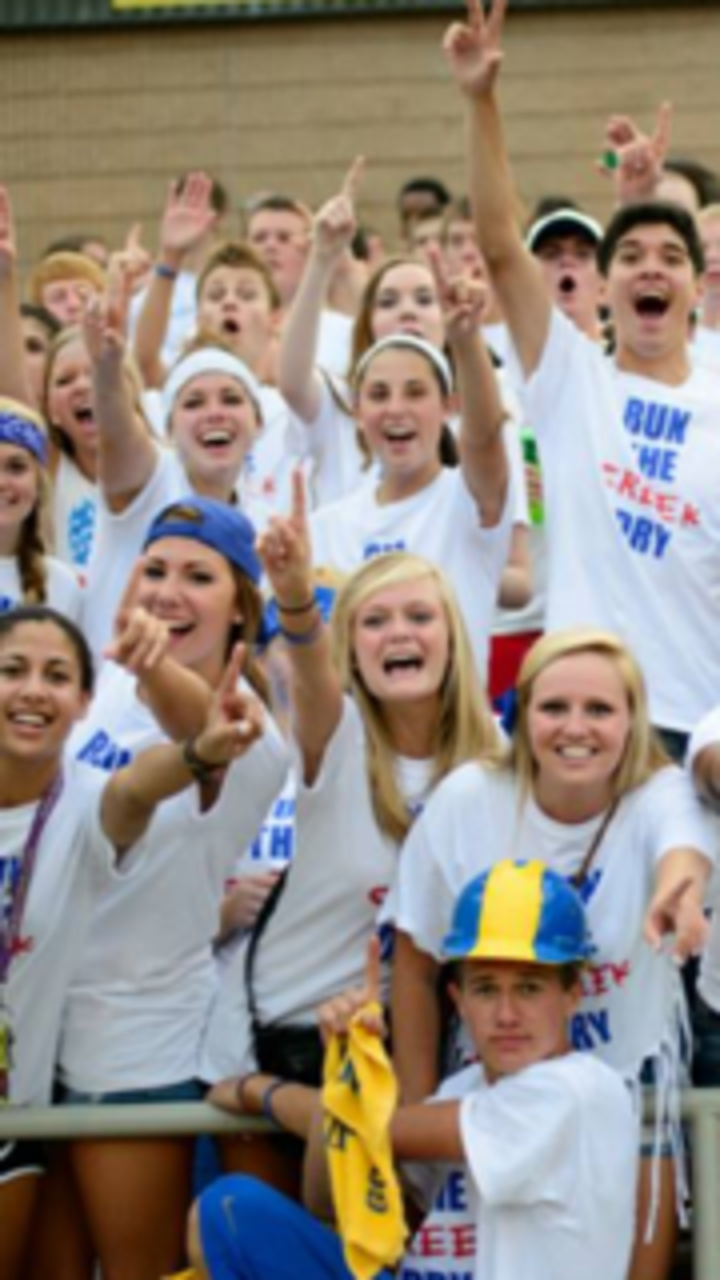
[244,868,290,1034]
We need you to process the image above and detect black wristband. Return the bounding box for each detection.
[182,736,221,784]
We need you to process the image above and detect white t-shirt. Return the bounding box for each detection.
[0,759,118,1105]
[60,664,289,1091]
[242,385,310,514]
[514,309,720,731]
[83,448,271,658]
[317,309,353,379]
[200,696,433,1081]
[129,269,199,371]
[52,453,98,577]
[393,762,715,1078]
[0,555,83,623]
[286,373,373,509]
[404,1056,636,1280]
[309,468,513,683]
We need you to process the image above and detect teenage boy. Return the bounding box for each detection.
[188,861,637,1280]
[445,0,720,755]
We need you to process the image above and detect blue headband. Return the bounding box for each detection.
[0,412,48,465]
[143,496,260,584]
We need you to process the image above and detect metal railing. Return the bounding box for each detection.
[3,1091,720,1278]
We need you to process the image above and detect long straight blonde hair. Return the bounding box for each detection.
[330,552,504,842]
[509,629,669,801]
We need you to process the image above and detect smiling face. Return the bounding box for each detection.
[134,536,241,682]
[526,651,632,819]
[356,347,446,499]
[454,960,578,1083]
[351,574,450,709]
[606,222,699,365]
[0,620,89,771]
[535,234,603,335]
[370,262,445,348]
[46,334,98,475]
[169,372,260,495]
[0,444,40,554]
[198,266,277,369]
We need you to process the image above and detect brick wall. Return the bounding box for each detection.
[1,5,718,279]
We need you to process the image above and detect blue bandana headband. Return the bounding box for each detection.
[0,406,48,466]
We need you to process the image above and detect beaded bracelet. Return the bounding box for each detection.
[279,615,323,647]
[276,595,316,616]
[154,262,179,281]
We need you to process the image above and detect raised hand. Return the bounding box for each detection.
[318,936,385,1044]
[443,0,507,98]
[109,222,152,298]
[194,643,265,768]
[257,469,314,606]
[82,290,127,369]
[429,243,489,344]
[644,874,708,962]
[0,186,17,277]
[160,171,218,261]
[599,102,672,205]
[313,156,365,265]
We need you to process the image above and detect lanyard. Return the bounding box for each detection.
[0,771,63,1103]
[0,770,64,984]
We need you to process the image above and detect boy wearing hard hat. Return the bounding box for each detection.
[184,861,638,1280]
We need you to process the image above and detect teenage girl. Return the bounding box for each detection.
[0,398,81,620]
[204,472,503,1195]
[0,602,258,1280]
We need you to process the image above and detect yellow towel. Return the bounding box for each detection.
[322,1002,407,1280]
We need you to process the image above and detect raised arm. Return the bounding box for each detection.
[433,249,508,526]
[0,187,36,408]
[100,647,266,852]
[257,471,342,784]
[83,283,158,509]
[133,172,217,389]
[444,0,550,376]
[278,158,363,422]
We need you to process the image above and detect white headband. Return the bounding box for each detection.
[162,347,264,426]
[354,334,454,396]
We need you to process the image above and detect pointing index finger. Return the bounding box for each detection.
[341,156,365,204]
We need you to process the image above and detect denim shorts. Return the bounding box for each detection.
[58,1077,206,1106]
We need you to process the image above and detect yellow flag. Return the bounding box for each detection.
[322,1003,407,1280]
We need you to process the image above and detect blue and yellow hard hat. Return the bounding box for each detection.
[442,860,591,965]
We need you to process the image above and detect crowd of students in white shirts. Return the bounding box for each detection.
[4,2,720,1277]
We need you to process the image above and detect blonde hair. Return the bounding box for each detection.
[43,326,149,459]
[27,251,106,308]
[509,629,669,800]
[330,552,504,842]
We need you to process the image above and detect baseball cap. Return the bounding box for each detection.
[526,209,604,255]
